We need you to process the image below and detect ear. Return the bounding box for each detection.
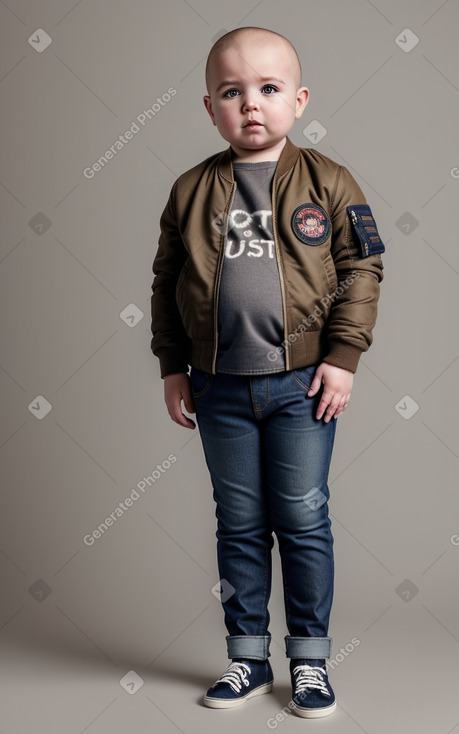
[203,95,217,126]
[294,87,309,119]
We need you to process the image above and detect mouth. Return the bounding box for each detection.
[244,120,263,128]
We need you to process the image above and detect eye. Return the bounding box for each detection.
[223,88,240,98]
[262,84,277,94]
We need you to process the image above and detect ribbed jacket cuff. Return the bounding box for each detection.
[322,343,363,374]
[154,350,189,379]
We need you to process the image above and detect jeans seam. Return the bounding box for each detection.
[291,371,312,391]
[283,571,292,630]
[258,541,271,636]
[190,368,214,398]
[249,376,270,414]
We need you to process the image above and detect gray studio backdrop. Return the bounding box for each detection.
[1,1,458,733]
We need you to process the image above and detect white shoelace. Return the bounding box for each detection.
[213,662,252,693]
[292,665,330,696]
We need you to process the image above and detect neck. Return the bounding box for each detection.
[231,137,287,163]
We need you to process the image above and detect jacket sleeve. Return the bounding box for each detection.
[323,165,384,373]
[151,180,192,378]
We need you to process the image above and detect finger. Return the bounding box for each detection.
[178,414,196,429]
[182,390,196,415]
[315,390,333,420]
[322,397,342,423]
[180,401,196,428]
[333,395,348,418]
[167,400,196,429]
[172,410,196,429]
[307,368,323,396]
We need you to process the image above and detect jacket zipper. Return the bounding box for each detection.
[349,209,369,256]
[211,182,236,373]
[271,179,290,371]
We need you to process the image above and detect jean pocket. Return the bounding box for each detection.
[189,367,214,398]
[291,364,318,392]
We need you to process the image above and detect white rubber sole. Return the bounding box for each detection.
[292,699,337,718]
[203,681,273,709]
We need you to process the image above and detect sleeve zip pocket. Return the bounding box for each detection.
[347,204,385,258]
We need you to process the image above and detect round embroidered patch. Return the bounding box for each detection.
[291,203,330,246]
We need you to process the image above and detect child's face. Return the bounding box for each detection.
[204,34,308,160]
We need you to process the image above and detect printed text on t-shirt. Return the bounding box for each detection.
[225,209,274,259]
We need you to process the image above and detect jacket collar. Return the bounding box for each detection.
[218,136,300,183]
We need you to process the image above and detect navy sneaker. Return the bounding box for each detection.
[203,659,274,709]
[290,660,337,718]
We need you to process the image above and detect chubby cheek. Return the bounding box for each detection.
[271,100,296,126]
[214,105,239,130]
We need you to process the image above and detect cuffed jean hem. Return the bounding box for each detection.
[285,636,332,659]
[226,635,271,660]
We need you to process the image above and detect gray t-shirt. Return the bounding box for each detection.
[216,160,286,374]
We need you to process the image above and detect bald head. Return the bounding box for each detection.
[205,27,302,94]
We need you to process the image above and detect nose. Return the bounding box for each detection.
[242,96,260,112]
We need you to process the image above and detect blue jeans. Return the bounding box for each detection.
[190,364,337,662]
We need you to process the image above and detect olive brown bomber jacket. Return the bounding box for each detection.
[151,136,384,378]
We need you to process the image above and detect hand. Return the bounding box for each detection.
[164,372,196,429]
[307,363,354,422]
